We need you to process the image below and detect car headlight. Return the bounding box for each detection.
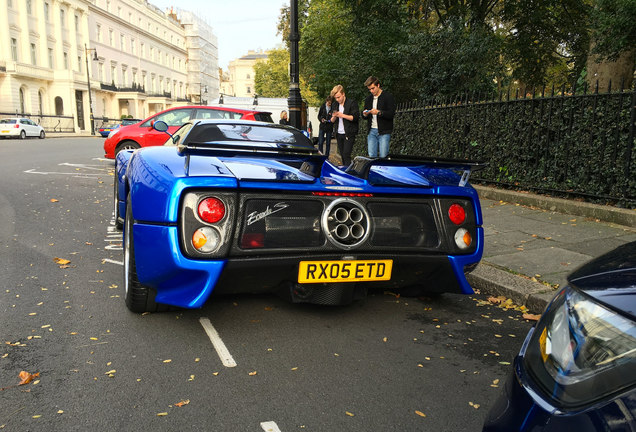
[523,286,636,409]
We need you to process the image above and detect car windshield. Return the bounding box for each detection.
[186,123,313,148]
[0,119,16,124]
[121,119,139,125]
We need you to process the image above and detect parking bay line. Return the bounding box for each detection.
[199,317,237,367]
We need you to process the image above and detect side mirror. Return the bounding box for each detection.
[153,120,169,133]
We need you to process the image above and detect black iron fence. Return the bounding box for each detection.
[385,85,636,207]
[0,112,75,133]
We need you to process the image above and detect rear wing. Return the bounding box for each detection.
[346,155,488,187]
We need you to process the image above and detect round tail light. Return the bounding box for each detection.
[454,228,472,249]
[192,227,221,253]
[198,197,225,223]
[448,204,466,225]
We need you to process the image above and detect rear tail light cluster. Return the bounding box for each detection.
[447,202,472,250]
[180,192,236,258]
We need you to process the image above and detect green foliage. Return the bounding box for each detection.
[254,49,290,98]
[590,0,636,61]
[391,91,636,205]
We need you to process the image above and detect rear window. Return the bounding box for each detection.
[254,113,273,123]
[0,119,16,124]
[194,109,243,121]
[186,123,313,148]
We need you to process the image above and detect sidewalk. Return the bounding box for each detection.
[468,185,636,313]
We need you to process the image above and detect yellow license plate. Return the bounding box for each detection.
[298,260,393,283]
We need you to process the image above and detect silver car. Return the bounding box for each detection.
[0,118,45,139]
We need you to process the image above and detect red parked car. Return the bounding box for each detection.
[103,105,273,159]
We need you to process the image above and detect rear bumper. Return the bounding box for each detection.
[132,223,484,308]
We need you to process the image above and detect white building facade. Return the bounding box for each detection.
[0,0,218,133]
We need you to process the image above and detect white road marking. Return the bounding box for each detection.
[23,169,102,177]
[58,162,110,171]
[199,317,237,368]
[260,421,282,432]
[102,258,123,266]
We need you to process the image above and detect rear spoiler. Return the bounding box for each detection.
[346,155,488,187]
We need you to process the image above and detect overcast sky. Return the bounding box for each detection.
[149,0,288,70]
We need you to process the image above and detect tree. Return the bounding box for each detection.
[586,0,636,90]
[253,48,320,105]
[254,49,289,98]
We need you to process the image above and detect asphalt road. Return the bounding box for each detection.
[0,137,534,431]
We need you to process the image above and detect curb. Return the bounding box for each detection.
[466,263,556,314]
[474,185,636,228]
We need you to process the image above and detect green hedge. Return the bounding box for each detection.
[354,91,635,206]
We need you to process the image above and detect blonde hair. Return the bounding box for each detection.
[330,85,344,98]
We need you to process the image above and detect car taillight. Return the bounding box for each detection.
[454,228,472,249]
[192,227,221,253]
[14,124,20,128]
[198,198,225,223]
[448,203,466,225]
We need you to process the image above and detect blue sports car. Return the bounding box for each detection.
[114,119,486,312]
[483,241,636,431]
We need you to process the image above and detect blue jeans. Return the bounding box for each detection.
[367,128,391,157]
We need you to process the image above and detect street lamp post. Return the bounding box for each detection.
[199,84,208,105]
[287,0,302,129]
[84,44,98,135]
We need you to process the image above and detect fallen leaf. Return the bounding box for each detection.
[18,371,40,385]
[345,411,355,417]
[50,199,59,203]
[248,371,257,376]
[157,412,168,417]
[415,410,427,417]
[174,399,190,407]
[53,257,71,265]
[523,313,541,321]
[163,359,172,363]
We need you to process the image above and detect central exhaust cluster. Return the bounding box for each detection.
[322,198,370,249]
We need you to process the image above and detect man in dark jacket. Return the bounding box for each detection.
[330,85,359,166]
[317,96,333,156]
[362,76,395,158]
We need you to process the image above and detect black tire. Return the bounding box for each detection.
[113,172,123,230]
[19,130,26,139]
[39,130,45,139]
[124,196,166,313]
[115,141,140,156]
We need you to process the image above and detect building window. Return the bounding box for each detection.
[44,3,49,21]
[10,38,18,61]
[19,88,25,114]
[26,0,32,14]
[63,52,68,69]
[48,48,54,68]
[97,24,102,42]
[74,14,79,31]
[140,43,145,57]
[98,63,104,81]
[246,74,250,79]
[131,38,135,55]
[109,29,114,47]
[111,66,117,85]
[30,43,37,65]
[122,67,127,87]
[120,34,125,51]
[246,87,251,94]
[78,56,82,73]
[60,8,65,28]
[38,91,43,115]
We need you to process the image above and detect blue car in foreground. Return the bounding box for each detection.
[114,119,486,313]
[483,241,636,431]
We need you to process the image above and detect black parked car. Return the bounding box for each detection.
[483,241,636,431]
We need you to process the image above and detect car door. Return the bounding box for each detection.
[20,119,33,136]
[139,108,194,147]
